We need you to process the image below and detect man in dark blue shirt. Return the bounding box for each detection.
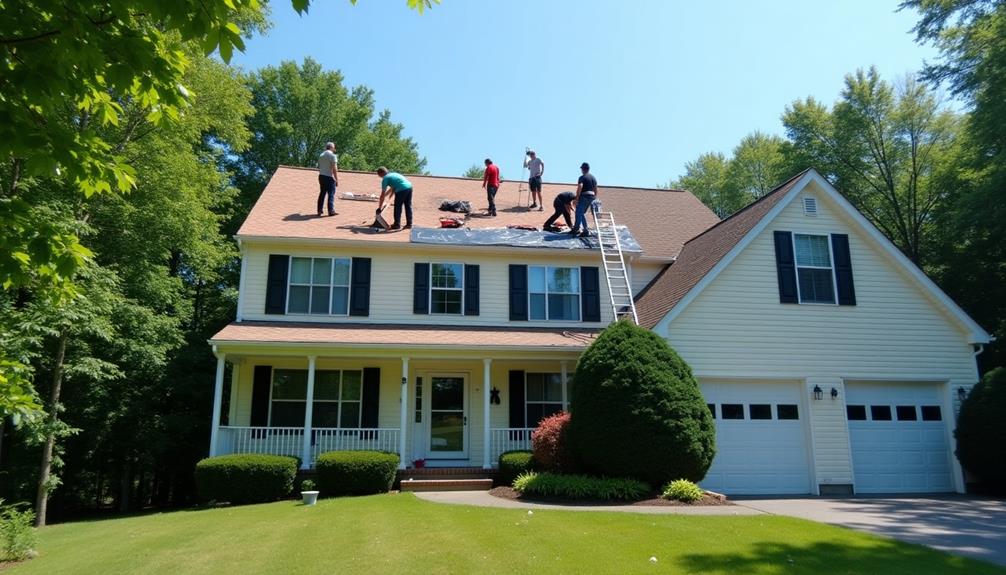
[570,162,598,237]
[544,191,576,232]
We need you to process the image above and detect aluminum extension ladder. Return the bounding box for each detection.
[592,205,638,323]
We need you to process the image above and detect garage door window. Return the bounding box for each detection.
[896,405,918,421]
[870,405,893,421]
[777,404,799,420]
[920,405,942,421]
[749,404,772,420]
[721,404,744,419]
[846,405,867,420]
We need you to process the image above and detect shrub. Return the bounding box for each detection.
[498,450,534,486]
[567,321,716,486]
[315,451,399,496]
[662,479,704,503]
[194,454,298,505]
[532,412,576,472]
[0,501,37,562]
[956,368,1006,489]
[512,471,648,501]
[300,479,316,491]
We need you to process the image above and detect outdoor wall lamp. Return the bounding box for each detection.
[957,386,968,401]
[831,387,839,400]
[813,385,823,401]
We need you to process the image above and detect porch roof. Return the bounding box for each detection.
[210,321,599,351]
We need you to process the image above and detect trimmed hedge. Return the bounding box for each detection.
[956,367,1006,489]
[316,451,399,496]
[194,454,298,504]
[512,471,648,501]
[662,479,704,503]
[498,450,534,486]
[532,412,576,473]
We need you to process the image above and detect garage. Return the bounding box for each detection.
[699,382,812,495]
[845,382,954,493]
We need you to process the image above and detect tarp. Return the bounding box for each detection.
[410,225,642,251]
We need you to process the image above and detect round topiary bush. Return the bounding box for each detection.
[194,454,298,504]
[497,450,534,486]
[315,450,399,496]
[532,412,576,473]
[955,367,1006,490]
[567,320,716,486]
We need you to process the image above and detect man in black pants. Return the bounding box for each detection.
[543,191,575,232]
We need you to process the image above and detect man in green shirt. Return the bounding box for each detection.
[376,167,414,229]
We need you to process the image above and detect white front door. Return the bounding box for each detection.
[425,374,468,459]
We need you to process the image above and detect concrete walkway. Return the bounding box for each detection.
[735,495,1006,567]
[413,490,762,515]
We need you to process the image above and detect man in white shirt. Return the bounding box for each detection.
[317,142,339,217]
[523,149,545,211]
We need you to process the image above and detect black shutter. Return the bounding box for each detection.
[773,231,798,304]
[831,234,857,306]
[413,263,429,314]
[349,257,371,316]
[509,265,528,321]
[464,264,480,316]
[264,255,289,314]
[362,367,380,429]
[508,370,525,428]
[251,365,272,427]
[581,266,601,322]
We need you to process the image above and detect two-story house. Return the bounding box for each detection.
[208,166,990,495]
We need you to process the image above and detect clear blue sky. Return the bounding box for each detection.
[231,0,936,188]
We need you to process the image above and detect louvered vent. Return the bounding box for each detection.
[803,196,818,217]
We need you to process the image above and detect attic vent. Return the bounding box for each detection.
[802,196,818,217]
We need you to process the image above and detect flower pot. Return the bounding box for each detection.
[301,490,319,506]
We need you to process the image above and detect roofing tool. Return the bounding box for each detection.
[517,145,532,208]
[371,204,390,230]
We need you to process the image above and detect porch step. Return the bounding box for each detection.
[397,467,496,481]
[399,478,494,492]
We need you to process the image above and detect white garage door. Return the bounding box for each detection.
[699,382,812,495]
[846,382,953,493]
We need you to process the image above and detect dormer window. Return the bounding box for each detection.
[793,234,835,304]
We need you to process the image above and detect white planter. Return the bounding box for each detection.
[301,490,319,506]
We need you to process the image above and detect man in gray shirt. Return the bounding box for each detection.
[317,142,339,216]
[523,149,545,211]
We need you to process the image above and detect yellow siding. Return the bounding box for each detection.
[630,261,666,295]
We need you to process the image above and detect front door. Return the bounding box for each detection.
[427,374,468,459]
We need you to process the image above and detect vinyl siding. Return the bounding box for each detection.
[630,261,666,295]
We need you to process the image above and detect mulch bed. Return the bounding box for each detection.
[488,486,732,507]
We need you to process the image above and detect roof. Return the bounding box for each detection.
[211,321,599,350]
[635,170,809,328]
[237,166,719,259]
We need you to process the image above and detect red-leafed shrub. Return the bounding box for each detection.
[532,412,576,472]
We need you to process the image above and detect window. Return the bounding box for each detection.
[920,405,942,421]
[749,404,772,420]
[288,257,351,315]
[777,404,800,420]
[430,263,463,314]
[525,373,563,427]
[896,405,918,421]
[707,404,716,419]
[269,369,363,428]
[794,234,835,304]
[870,405,892,421]
[846,405,867,420]
[529,266,580,321]
[721,404,744,420]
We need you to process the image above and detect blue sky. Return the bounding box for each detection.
[231,0,936,188]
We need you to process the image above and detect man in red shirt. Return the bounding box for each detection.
[482,158,500,217]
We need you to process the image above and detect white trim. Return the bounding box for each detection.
[423,372,469,460]
[301,356,316,470]
[483,359,491,469]
[791,232,837,305]
[399,357,409,470]
[236,254,247,322]
[208,354,226,457]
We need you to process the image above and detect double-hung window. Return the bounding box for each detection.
[431,263,463,314]
[269,369,363,428]
[287,257,351,315]
[793,234,836,304]
[529,266,580,321]
[525,373,563,427]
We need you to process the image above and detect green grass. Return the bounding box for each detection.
[11,493,1004,575]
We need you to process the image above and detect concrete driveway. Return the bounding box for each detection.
[736,495,1006,567]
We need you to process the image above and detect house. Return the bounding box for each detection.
[208,166,990,495]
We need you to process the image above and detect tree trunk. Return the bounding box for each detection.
[35,331,67,527]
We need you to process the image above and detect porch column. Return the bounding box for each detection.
[208,353,226,457]
[561,361,569,411]
[300,356,317,470]
[483,358,492,469]
[399,357,409,470]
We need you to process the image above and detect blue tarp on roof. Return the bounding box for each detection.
[410,226,641,251]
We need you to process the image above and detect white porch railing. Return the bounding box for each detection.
[489,428,536,464]
[311,428,401,462]
[217,426,400,467]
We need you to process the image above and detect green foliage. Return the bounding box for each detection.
[955,368,1006,487]
[0,500,38,562]
[300,479,316,492]
[567,321,716,486]
[497,450,535,486]
[512,471,649,501]
[194,454,298,504]
[531,412,576,473]
[661,479,704,503]
[315,451,399,496]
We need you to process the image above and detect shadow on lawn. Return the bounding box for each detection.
[678,539,1000,574]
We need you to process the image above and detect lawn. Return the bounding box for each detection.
[10,493,1004,575]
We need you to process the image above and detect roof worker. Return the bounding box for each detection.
[317,142,339,217]
[482,158,500,217]
[523,149,545,211]
[569,162,598,238]
[543,191,575,232]
[376,167,414,230]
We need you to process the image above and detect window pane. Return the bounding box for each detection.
[288,286,310,313]
[529,293,546,320]
[331,286,349,315]
[529,266,546,292]
[432,263,463,289]
[548,294,580,320]
[846,405,867,421]
[544,375,563,401]
[429,413,463,450]
[526,403,545,428]
[272,370,307,400]
[333,259,351,286]
[310,286,330,314]
[290,257,312,283]
[777,404,800,420]
[721,404,744,419]
[896,405,918,421]
[541,403,563,421]
[525,376,544,401]
[431,377,464,410]
[798,268,835,303]
[340,402,361,428]
[548,267,578,293]
[920,405,942,421]
[431,289,462,314]
[870,405,892,421]
[749,404,772,420]
[270,401,305,427]
[312,403,340,427]
[795,234,831,267]
[314,371,340,400]
[342,374,362,401]
[312,258,332,284]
